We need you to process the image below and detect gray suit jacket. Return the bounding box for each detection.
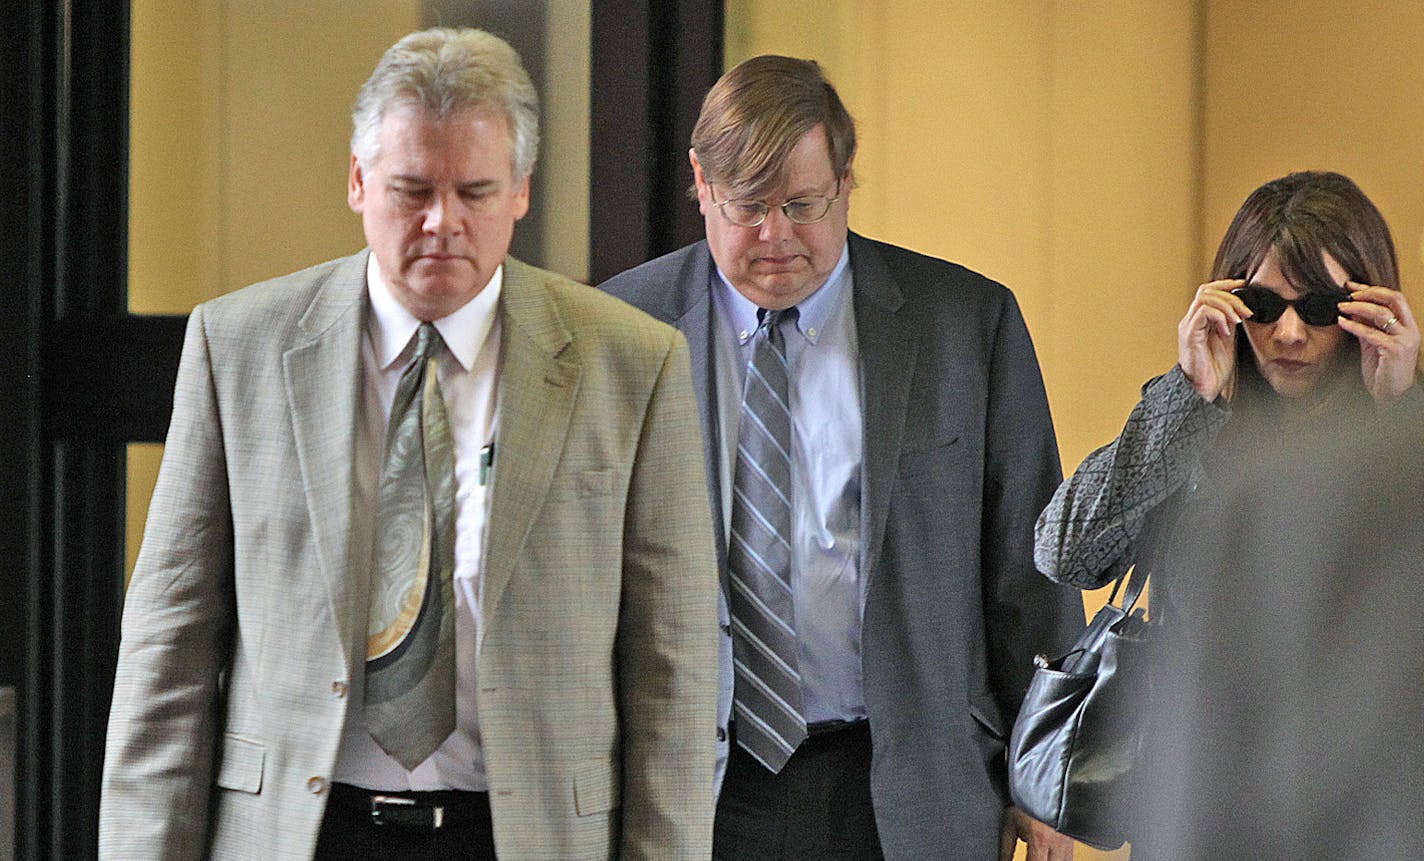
[601,233,1082,858]
[101,251,719,860]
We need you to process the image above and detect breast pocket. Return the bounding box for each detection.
[552,468,613,499]
[897,431,964,476]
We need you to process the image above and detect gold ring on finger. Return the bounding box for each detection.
[1382,315,1399,332]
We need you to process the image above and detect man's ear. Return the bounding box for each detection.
[840,155,855,196]
[689,148,710,215]
[348,154,366,213]
[511,171,531,221]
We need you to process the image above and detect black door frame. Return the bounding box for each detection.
[1,2,720,858]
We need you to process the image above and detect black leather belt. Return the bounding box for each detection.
[329,782,490,831]
[806,719,868,737]
[729,718,868,748]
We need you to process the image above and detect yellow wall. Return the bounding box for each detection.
[726,1,1198,478]
[1201,0,1424,308]
[128,0,417,317]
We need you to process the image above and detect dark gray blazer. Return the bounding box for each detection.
[601,232,1082,858]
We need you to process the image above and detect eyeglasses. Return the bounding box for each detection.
[1231,285,1348,327]
[709,182,840,228]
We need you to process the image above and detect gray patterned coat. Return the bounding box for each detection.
[1034,366,1231,616]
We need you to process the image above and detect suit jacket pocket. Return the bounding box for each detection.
[898,432,962,461]
[572,758,620,816]
[215,734,265,794]
[553,468,613,499]
[969,691,1009,741]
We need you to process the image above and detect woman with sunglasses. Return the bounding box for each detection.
[1035,170,1420,623]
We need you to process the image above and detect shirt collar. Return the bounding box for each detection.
[714,243,851,347]
[365,252,503,373]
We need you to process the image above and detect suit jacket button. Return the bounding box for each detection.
[331,680,348,698]
[307,776,328,795]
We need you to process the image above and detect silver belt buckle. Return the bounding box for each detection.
[370,793,446,829]
[370,794,413,827]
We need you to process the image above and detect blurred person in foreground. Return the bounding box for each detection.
[1034,169,1421,855]
[100,27,717,860]
[1141,403,1424,859]
[602,55,1083,860]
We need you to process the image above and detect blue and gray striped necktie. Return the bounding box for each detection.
[728,306,807,772]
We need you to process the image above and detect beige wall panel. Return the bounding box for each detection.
[1202,0,1424,308]
[1042,3,1199,472]
[129,0,222,315]
[729,3,1051,310]
[130,0,420,315]
[220,1,419,294]
[541,0,592,281]
[727,2,1199,476]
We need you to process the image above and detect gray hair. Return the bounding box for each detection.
[351,27,540,178]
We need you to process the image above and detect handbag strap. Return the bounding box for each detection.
[1108,489,1180,616]
[1107,561,1150,615]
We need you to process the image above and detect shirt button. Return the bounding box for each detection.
[307,776,328,795]
[331,680,348,698]
[717,726,727,742]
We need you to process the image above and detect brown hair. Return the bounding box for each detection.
[690,55,856,199]
[1211,170,1398,292]
[1213,171,1399,404]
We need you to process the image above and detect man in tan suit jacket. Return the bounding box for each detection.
[100,28,718,860]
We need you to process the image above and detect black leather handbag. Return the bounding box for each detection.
[1007,566,1155,850]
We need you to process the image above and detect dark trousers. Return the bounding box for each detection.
[714,721,883,860]
[314,783,496,861]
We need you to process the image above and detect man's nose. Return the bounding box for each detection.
[757,205,794,241]
[422,191,465,235]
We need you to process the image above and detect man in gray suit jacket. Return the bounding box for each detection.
[101,28,718,860]
[601,56,1082,860]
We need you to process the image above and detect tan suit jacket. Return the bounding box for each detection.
[100,252,719,859]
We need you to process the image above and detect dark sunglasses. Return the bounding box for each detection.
[1231,285,1349,327]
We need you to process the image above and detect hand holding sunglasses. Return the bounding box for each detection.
[1336,282,1422,406]
[1177,279,1253,402]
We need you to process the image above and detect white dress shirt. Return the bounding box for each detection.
[332,253,502,791]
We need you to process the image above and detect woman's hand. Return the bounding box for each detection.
[1338,284,1421,406]
[1177,279,1251,402]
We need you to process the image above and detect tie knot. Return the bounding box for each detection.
[413,322,443,362]
[757,306,799,333]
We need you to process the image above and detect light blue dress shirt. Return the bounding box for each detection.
[711,246,865,723]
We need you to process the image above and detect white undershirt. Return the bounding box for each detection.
[332,253,502,791]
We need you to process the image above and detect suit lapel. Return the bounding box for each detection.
[481,259,579,623]
[282,251,369,661]
[666,246,728,579]
[849,234,918,586]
